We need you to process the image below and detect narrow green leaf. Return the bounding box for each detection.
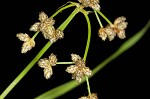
[34,20,150,99]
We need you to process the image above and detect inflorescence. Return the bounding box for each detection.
[16,0,128,98]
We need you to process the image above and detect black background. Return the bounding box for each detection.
[1,0,149,99]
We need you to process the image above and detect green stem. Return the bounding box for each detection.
[81,10,92,95]
[51,3,75,18]
[96,10,113,26]
[56,62,74,65]
[82,11,91,61]
[86,76,91,95]
[0,7,80,99]
[32,31,39,39]
[94,10,103,28]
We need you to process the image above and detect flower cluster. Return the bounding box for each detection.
[38,53,57,79]
[66,54,92,82]
[30,11,64,43]
[16,33,35,53]
[98,16,128,41]
[79,93,98,99]
[16,11,64,54]
[78,0,100,10]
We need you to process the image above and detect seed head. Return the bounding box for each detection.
[66,54,92,82]
[16,33,35,53]
[98,16,128,41]
[38,53,57,79]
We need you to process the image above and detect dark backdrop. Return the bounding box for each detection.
[1,0,149,99]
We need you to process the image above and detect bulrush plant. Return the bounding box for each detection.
[0,0,149,99]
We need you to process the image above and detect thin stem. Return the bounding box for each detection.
[32,31,39,39]
[94,10,103,28]
[81,10,92,95]
[51,3,75,18]
[0,7,80,99]
[96,10,113,26]
[86,76,91,95]
[56,62,74,65]
[82,11,91,61]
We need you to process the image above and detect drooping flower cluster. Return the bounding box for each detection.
[16,33,35,53]
[38,53,57,79]
[98,16,128,41]
[30,11,64,43]
[78,0,100,10]
[66,54,92,82]
[79,93,98,99]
